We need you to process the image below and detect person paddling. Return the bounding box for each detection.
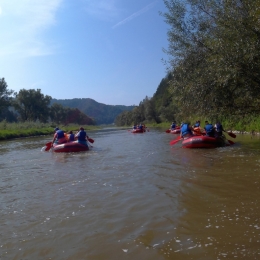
[51,127,67,146]
[193,120,200,128]
[75,127,89,147]
[180,122,193,138]
[214,121,225,137]
[67,130,75,142]
[192,120,201,135]
[138,124,143,130]
[170,121,176,130]
[204,121,215,137]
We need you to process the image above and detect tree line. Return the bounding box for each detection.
[0,78,95,125]
[116,0,260,126]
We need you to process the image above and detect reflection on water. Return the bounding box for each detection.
[0,130,260,259]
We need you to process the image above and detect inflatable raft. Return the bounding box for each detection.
[52,141,89,153]
[131,129,145,133]
[182,136,230,148]
[171,128,181,134]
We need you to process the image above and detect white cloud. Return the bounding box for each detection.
[0,0,63,58]
[112,1,158,29]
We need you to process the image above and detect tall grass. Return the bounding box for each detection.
[0,121,100,140]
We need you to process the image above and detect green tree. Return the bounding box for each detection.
[0,78,13,116]
[65,108,95,125]
[0,108,17,122]
[115,110,133,126]
[49,103,67,125]
[162,0,260,118]
[13,89,51,122]
[50,103,95,125]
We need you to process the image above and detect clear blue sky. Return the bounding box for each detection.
[0,0,169,106]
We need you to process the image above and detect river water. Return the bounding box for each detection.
[0,128,260,260]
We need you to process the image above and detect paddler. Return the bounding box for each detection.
[75,127,89,147]
[52,127,67,145]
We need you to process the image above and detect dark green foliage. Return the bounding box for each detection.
[0,108,18,122]
[0,78,13,115]
[50,103,95,125]
[49,103,67,125]
[13,89,52,122]
[115,96,161,126]
[114,111,133,126]
[161,0,260,119]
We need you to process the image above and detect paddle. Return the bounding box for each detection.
[226,131,236,138]
[87,138,94,143]
[87,140,93,148]
[227,139,235,145]
[44,141,52,151]
[169,136,182,146]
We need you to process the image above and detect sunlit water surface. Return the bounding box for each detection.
[0,128,260,260]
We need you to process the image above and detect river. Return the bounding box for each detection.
[0,128,260,260]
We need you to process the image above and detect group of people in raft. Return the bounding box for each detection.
[132,123,147,131]
[51,127,90,147]
[171,120,227,140]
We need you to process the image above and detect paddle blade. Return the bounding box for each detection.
[228,140,235,145]
[44,142,52,151]
[88,138,94,143]
[166,129,171,133]
[227,132,236,138]
[170,136,182,146]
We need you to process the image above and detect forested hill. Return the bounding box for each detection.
[51,98,135,124]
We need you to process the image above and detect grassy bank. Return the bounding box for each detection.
[0,121,101,141]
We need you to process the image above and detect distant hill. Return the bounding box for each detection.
[51,98,135,124]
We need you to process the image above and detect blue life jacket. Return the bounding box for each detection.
[56,130,65,139]
[77,130,87,141]
[204,124,214,136]
[181,124,192,137]
[171,124,176,129]
[138,125,143,130]
[215,123,223,132]
[194,122,200,127]
[133,126,137,129]
[68,134,75,141]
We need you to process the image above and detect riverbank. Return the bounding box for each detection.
[1,121,259,141]
[0,121,101,141]
[145,119,260,134]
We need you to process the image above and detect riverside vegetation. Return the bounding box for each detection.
[0,79,99,141]
[115,0,260,133]
[0,121,100,141]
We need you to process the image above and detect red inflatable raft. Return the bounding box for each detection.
[131,129,145,133]
[166,126,180,134]
[182,136,231,148]
[171,128,181,134]
[52,141,89,153]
